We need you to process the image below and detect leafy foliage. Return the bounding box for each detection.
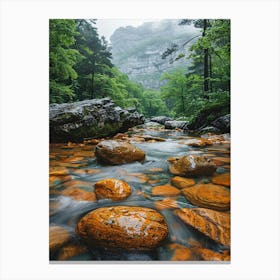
[49,19,80,103]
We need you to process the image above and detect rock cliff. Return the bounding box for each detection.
[110,20,200,89]
[49,98,145,142]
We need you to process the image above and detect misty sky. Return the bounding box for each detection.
[95,19,161,42]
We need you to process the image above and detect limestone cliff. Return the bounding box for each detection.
[110,20,200,89]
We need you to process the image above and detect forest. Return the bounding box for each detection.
[49,19,230,126]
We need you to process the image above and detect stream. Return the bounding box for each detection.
[49,122,230,261]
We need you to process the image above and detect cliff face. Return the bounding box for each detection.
[110,20,200,90]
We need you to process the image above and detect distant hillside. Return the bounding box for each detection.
[110,19,200,90]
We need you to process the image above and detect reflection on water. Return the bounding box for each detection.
[50,125,230,261]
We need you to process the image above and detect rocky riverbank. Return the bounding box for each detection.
[50,98,145,143]
[49,122,230,261]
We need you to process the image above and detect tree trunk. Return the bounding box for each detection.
[203,19,209,99]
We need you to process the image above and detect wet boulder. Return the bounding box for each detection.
[174,208,230,246]
[76,206,168,250]
[168,155,217,177]
[164,120,188,130]
[181,183,230,211]
[50,98,145,142]
[95,140,145,165]
[150,116,172,125]
[211,114,230,133]
[94,178,131,201]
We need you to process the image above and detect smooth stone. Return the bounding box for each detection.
[151,184,181,197]
[154,198,179,210]
[187,139,213,147]
[95,140,145,165]
[94,178,131,201]
[168,155,217,177]
[174,208,230,246]
[181,183,230,211]
[211,173,230,187]
[171,176,195,189]
[61,188,96,201]
[57,243,89,261]
[49,225,72,254]
[76,206,168,250]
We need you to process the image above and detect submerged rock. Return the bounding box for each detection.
[174,208,230,246]
[195,248,230,261]
[49,225,72,254]
[50,98,145,142]
[151,184,181,197]
[181,183,230,211]
[94,178,131,201]
[168,155,217,177]
[61,188,96,201]
[169,243,197,261]
[76,206,168,250]
[171,176,195,189]
[95,140,145,165]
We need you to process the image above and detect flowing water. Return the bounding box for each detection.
[49,123,230,261]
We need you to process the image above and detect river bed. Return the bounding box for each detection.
[49,123,230,261]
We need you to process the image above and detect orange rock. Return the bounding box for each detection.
[212,157,230,166]
[154,198,178,210]
[94,178,131,201]
[195,248,229,261]
[182,183,230,211]
[63,156,85,163]
[188,139,213,147]
[49,226,72,253]
[171,176,195,189]
[57,243,88,261]
[49,175,72,186]
[72,169,101,175]
[169,155,217,177]
[168,243,197,261]
[212,173,230,187]
[95,140,145,165]
[174,208,230,246]
[64,179,92,187]
[152,184,181,197]
[49,167,69,176]
[172,248,194,261]
[61,188,96,201]
[76,206,168,250]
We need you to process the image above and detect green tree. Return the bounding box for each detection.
[74,19,113,100]
[49,19,80,103]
